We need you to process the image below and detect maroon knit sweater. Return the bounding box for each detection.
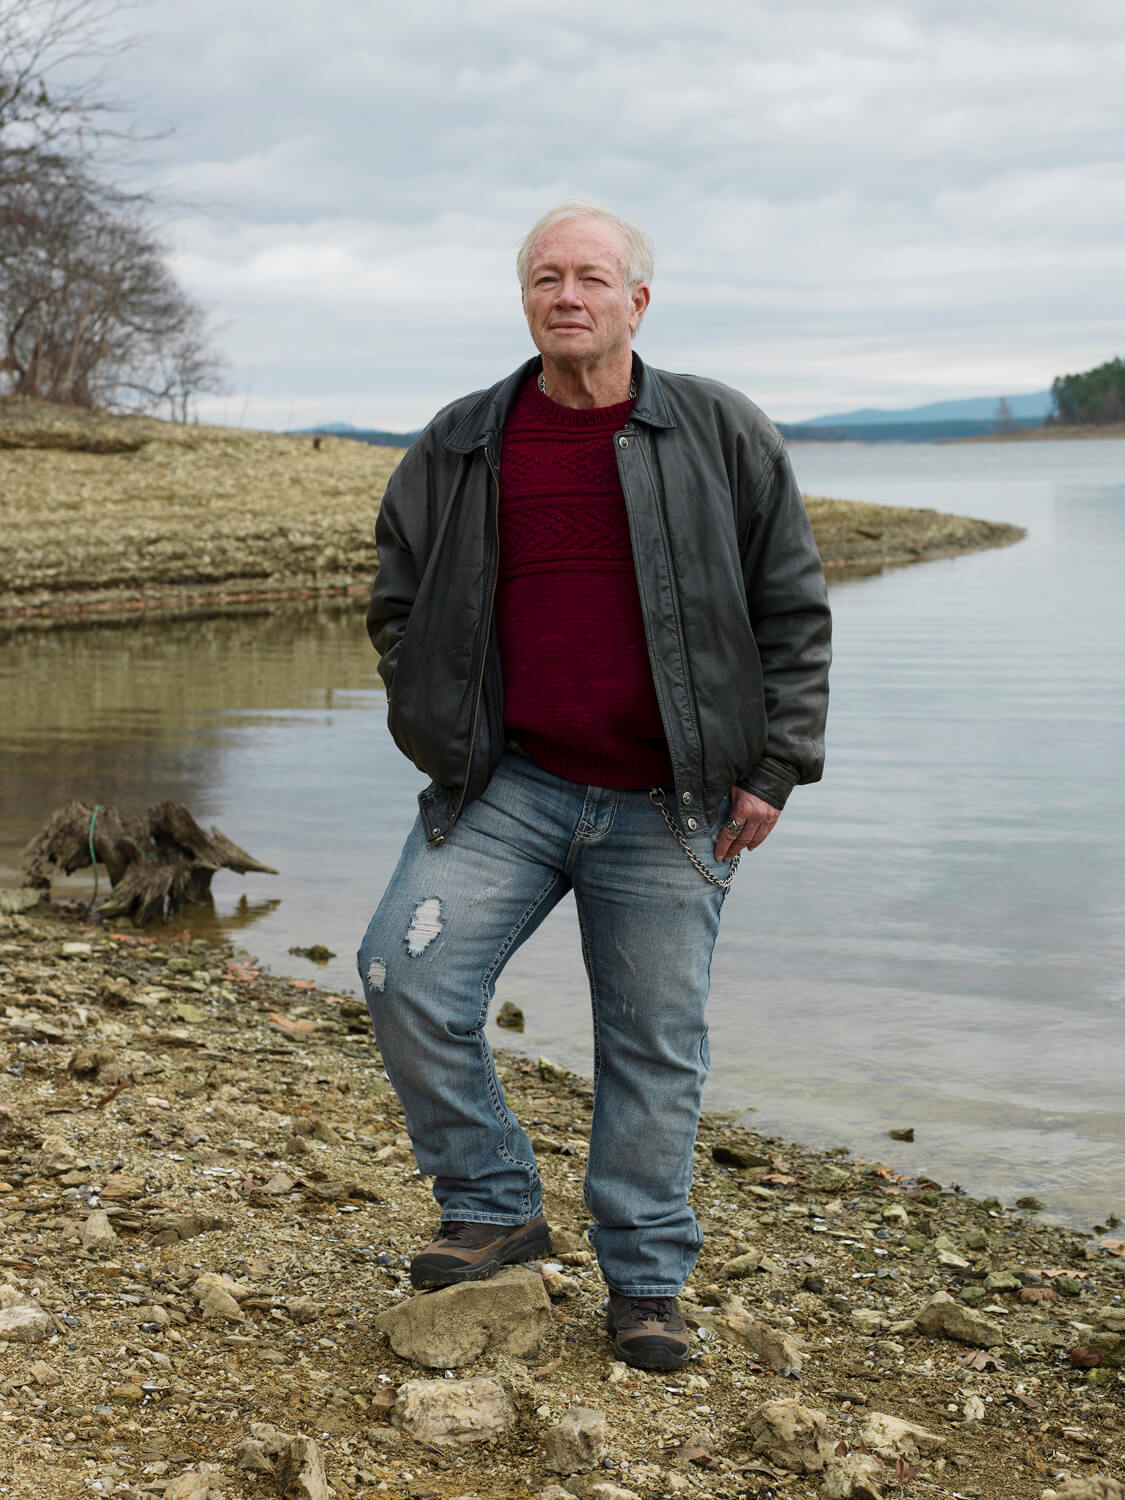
[496,376,674,788]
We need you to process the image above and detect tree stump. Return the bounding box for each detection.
[22,800,278,926]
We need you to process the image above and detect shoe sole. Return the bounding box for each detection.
[410,1223,552,1290]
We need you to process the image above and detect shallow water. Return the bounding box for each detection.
[2,437,1123,1225]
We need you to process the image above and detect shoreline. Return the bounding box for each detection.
[955,424,1125,445]
[0,899,1122,1500]
[1,401,1025,631]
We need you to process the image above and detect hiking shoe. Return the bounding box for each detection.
[409,1216,552,1289]
[606,1292,690,1369]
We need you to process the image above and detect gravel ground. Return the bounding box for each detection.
[0,400,1024,631]
[0,900,1121,1500]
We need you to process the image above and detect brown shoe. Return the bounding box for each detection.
[409,1216,552,1289]
[606,1292,690,1369]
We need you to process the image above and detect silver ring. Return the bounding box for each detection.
[724,818,745,834]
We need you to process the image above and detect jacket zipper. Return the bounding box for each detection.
[434,442,501,844]
[616,424,703,830]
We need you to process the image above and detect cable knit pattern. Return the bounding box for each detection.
[497,377,674,788]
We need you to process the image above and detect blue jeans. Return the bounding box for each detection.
[356,749,730,1296]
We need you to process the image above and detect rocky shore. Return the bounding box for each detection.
[1,900,1122,1500]
[0,399,1023,630]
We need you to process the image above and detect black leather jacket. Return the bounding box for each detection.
[368,354,831,845]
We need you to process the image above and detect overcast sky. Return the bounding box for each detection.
[98,0,1125,429]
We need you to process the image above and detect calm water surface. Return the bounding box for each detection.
[2,438,1123,1225]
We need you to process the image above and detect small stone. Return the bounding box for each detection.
[914,1291,1004,1347]
[80,1209,118,1252]
[393,1376,514,1445]
[1054,1276,1083,1298]
[1041,1480,1125,1500]
[963,1394,986,1424]
[163,1474,215,1500]
[0,1300,53,1342]
[850,1309,886,1335]
[1098,1306,1125,1332]
[198,1285,244,1321]
[983,1271,1023,1293]
[690,1293,802,1372]
[495,1000,525,1030]
[811,1164,852,1192]
[711,1144,770,1169]
[964,1228,989,1250]
[543,1406,607,1474]
[259,1172,296,1194]
[276,1434,330,1500]
[102,1171,147,1201]
[539,1264,581,1299]
[822,1453,886,1500]
[138,1303,171,1326]
[248,1422,295,1457]
[191,1272,252,1302]
[287,1296,322,1324]
[29,1359,61,1385]
[110,1383,145,1403]
[887,1127,914,1141]
[235,1438,274,1473]
[861,1411,944,1459]
[588,1485,641,1500]
[959,1286,988,1306]
[937,1250,971,1270]
[720,1250,764,1278]
[310,1119,343,1145]
[744,1398,833,1473]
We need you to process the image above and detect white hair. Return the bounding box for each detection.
[516,201,654,293]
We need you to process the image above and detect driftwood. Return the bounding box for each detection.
[23,799,278,927]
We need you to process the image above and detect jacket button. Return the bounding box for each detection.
[681,791,693,804]
[686,817,698,831]
[618,436,629,449]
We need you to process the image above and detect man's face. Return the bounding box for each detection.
[522,217,649,369]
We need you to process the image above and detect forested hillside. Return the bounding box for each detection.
[1051,357,1125,426]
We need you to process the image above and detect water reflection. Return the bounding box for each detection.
[3,441,1125,1224]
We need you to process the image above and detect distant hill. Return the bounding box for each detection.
[799,390,1052,427]
[291,423,422,449]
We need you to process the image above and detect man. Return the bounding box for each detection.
[357,202,830,1371]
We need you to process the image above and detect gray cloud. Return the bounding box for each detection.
[88,0,1125,425]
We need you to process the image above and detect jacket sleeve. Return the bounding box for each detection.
[365,436,432,699]
[736,440,832,809]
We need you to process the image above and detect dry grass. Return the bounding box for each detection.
[1,399,1024,629]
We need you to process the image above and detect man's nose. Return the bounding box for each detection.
[555,276,583,304]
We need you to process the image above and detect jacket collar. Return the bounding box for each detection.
[442,351,676,454]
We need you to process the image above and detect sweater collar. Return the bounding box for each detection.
[442,352,676,453]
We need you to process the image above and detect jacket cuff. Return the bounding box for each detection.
[736,755,800,811]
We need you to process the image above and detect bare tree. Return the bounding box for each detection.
[0,0,142,189]
[1,162,225,413]
[0,1,227,416]
[993,397,1017,434]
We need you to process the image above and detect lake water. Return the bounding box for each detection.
[2,437,1122,1226]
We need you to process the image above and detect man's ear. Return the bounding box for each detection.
[630,282,651,333]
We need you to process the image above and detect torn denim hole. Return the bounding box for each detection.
[366,957,386,992]
[406,897,442,956]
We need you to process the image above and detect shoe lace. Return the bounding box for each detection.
[437,1221,470,1241]
[628,1296,674,1323]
